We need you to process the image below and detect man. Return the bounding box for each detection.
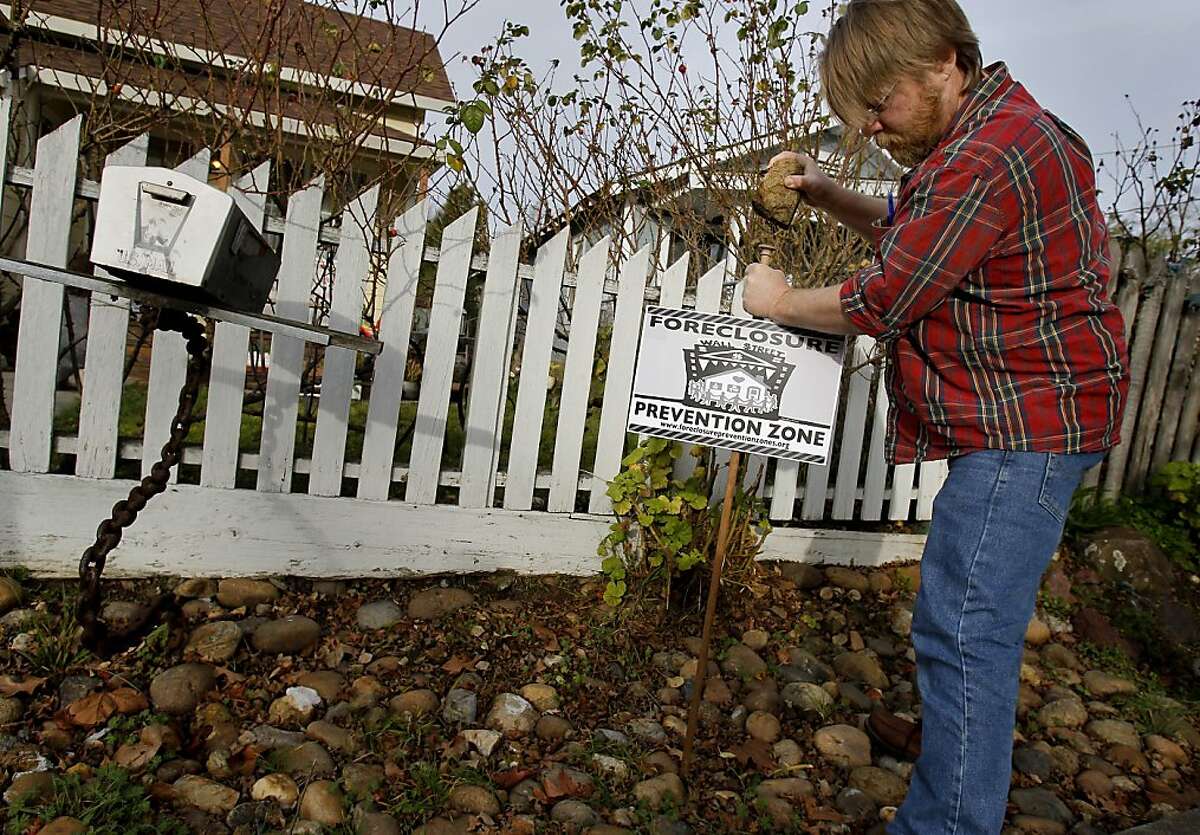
[741,1,1130,833]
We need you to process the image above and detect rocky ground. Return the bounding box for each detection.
[0,526,1197,834]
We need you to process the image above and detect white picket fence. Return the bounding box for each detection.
[1,111,1195,579]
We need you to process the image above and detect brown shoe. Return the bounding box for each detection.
[866,706,922,761]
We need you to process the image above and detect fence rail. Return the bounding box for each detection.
[1,111,1197,577]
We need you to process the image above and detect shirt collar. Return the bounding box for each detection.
[944,61,1014,142]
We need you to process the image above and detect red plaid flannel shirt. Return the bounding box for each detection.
[840,63,1129,464]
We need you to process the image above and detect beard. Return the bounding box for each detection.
[874,82,946,168]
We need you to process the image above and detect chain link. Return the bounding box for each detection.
[76,307,211,653]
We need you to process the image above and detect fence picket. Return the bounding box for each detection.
[833,337,875,519]
[356,202,428,500]
[459,221,523,508]
[256,177,325,493]
[0,92,10,223]
[503,228,570,510]
[76,134,148,478]
[201,161,270,488]
[406,206,477,503]
[10,115,83,473]
[1172,273,1200,462]
[889,462,916,520]
[549,238,611,512]
[1126,265,1185,489]
[678,262,726,484]
[588,246,651,515]
[1150,267,1199,473]
[861,357,889,520]
[142,149,210,479]
[916,459,948,519]
[309,185,380,496]
[1115,264,1165,495]
[1099,261,1146,495]
[657,252,688,309]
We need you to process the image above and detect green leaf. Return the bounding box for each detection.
[461,103,486,135]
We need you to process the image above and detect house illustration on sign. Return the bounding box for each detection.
[683,342,794,418]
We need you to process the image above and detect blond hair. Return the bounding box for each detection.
[819,0,983,128]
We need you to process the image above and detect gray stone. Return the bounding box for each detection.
[1111,810,1200,834]
[781,682,834,716]
[173,775,240,815]
[150,663,216,715]
[356,600,404,630]
[1013,746,1054,779]
[225,801,284,830]
[628,718,668,745]
[772,562,825,589]
[186,621,242,662]
[250,725,306,750]
[1086,719,1141,749]
[1010,788,1074,825]
[849,766,907,806]
[299,780,344,826]
[550,799,597,827]
[1037,698,1088,729]
[632,774,685,811]
[442,689,478,725]
[251,616,320,654]
[0,578,23,616]
[447,784,500,816]
[835,787,877,822]
[1077,527,1176,596]
[825,567,870,593]
[407,588,474,619]
[721,644,768,680]
[58,674,101,706]
[813,724,872,768]
[839,682,876,712]
[274,742,335,778]
[833,652,889,690]
[486,692,538,737]
[1083,670,1137,698]
[216,579,279,609]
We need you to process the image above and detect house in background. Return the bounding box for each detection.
[0,0,455,198]
[0,0,457,383]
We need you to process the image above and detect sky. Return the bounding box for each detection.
[420,0,1200,190]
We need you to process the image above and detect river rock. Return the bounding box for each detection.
[185,621,242,662]
[251,616,320,653]
[407,588,474,619]
[173,775,239,814]
[216,579,279,609]
[150,663,216,715]
[356,600,403,630]
[251,773,299,808]
[299,780,344,826]
[814,725,872,768]
[486,693,538,737]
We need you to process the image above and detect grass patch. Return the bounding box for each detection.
[5,765,188,834]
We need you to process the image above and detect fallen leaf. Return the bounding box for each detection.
[539,768,592,800]
[731,738,776,772]
[532,624,560,651]
[441,655,476,675]
[803,796,845,823]
[492,767,535,790]
[66,691,119,727]
[114,739,160,772]
[0,675,46,696]
[110,687,149,714]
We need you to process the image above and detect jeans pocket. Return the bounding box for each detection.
[1038,451,1102,523]
[1036,453,1075,525]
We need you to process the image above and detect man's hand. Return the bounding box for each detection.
[742,262,791,322]
[768,150,835,211]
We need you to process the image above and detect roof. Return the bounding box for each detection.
[5,0,455,104]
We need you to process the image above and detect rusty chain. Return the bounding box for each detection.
[76,307,211,653]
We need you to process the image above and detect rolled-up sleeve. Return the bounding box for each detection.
[840,166,1005,341]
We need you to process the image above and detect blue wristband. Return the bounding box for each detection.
[886,192,895,225]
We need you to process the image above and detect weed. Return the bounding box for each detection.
[5,765,188,834]
[385,761,449,827]
[19,607,91,677]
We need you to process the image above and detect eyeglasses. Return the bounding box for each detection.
[865,79,899,124]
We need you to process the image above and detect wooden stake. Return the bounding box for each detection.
[681,243,775,778]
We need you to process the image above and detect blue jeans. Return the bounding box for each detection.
[889,449,1104,835]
